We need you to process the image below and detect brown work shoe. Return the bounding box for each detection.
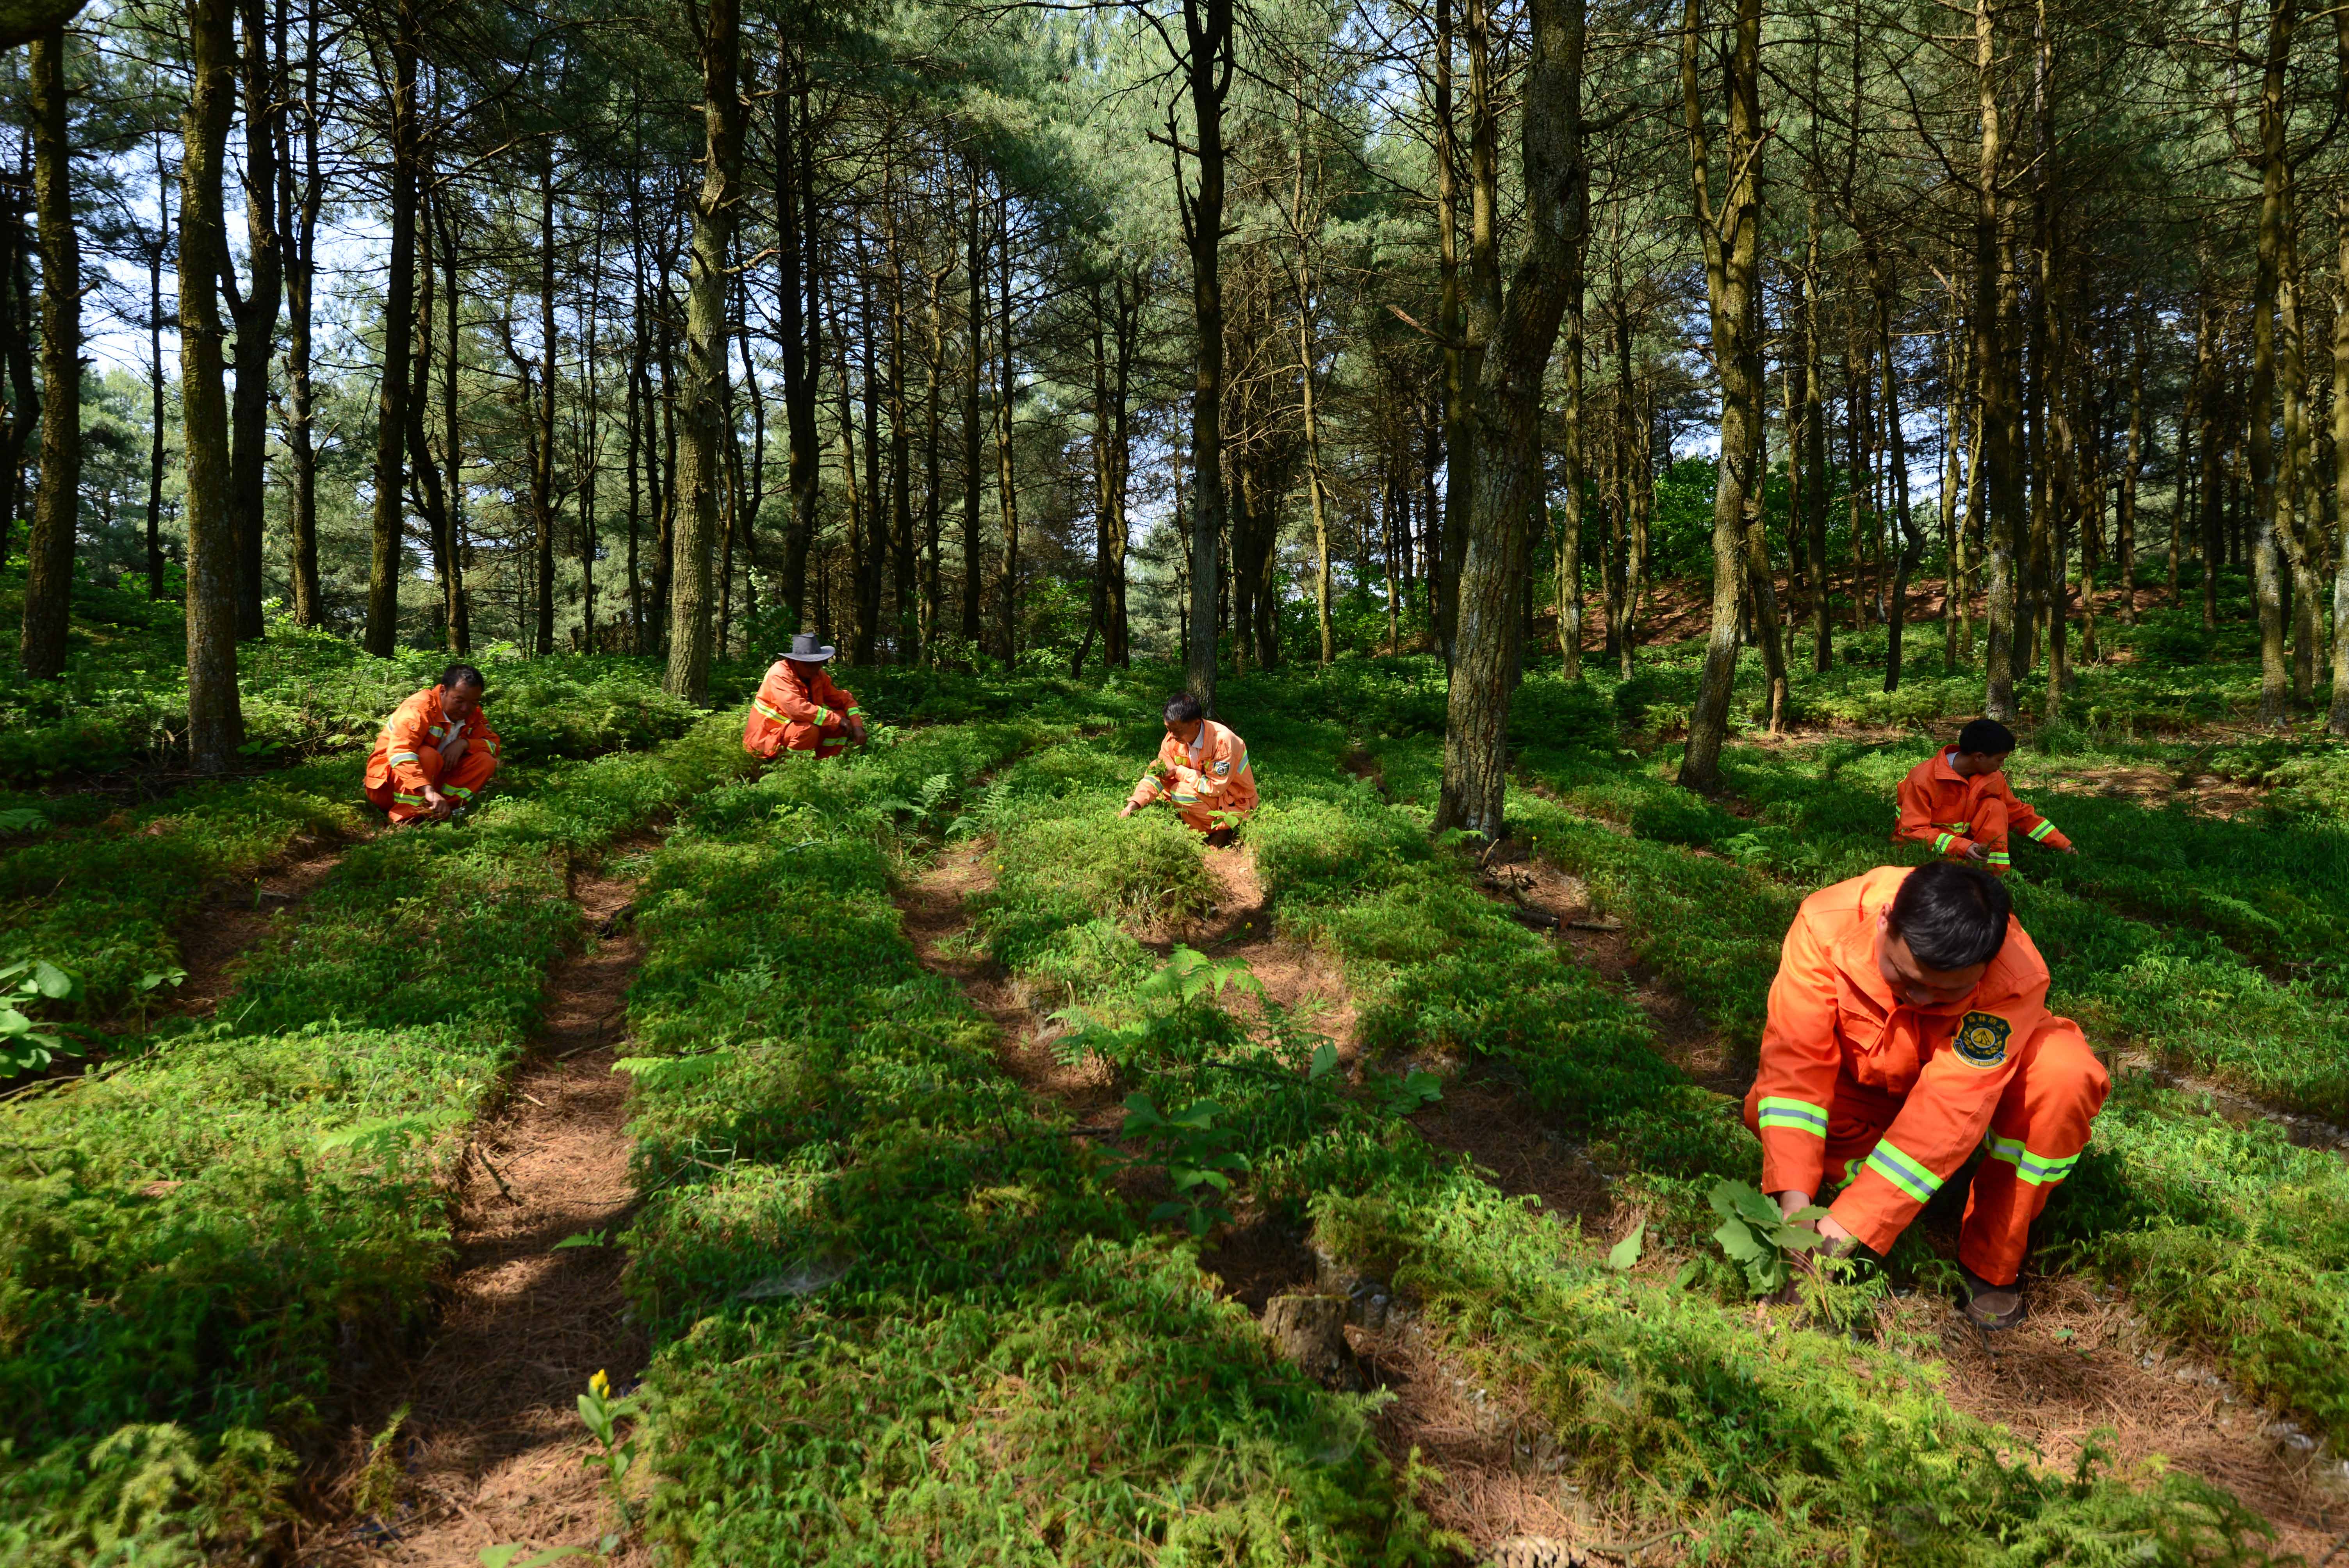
[1959,1265,2026,1329]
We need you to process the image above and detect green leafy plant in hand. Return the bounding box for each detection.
[1117,1093,1250,1235]
[0,957,83,1074]
[1708,1179,1829,1296]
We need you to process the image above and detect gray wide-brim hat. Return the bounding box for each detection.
[783,632,836,663]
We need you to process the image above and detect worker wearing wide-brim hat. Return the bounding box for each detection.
[743,632,868,760]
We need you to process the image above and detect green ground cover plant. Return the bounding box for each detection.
[0,716,752,1566]
[617,707,1453,1564]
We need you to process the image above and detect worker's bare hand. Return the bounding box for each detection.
[1965,843,1990,862]
[423,786,453,820]
[2059,844,2078,855]
[847,720,868,747]
[438,733,469,762]
[1118,802,1136,820]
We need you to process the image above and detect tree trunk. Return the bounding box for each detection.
[1291,90,1333,667]
[775,52,817,634]
[886,188,914,663]
[1431,0,1581,836]
[664,0,741,702]
[962,157,984,648]
[1434,0,1467,668]
[18,27,77,680]
[533,156,559,654]
[1556,234,1584,678]
[1677,0,1762,792]
[993,191,1019,665]
[2249,0,2295,726]
[228,0,280,641]
[1871,247,1919,694]
[1179,0,1233,708]
[2329,4,2349,736]
[149,132,171,603]
[285,12,322,626]
[365,0,418,657]
[1975,0,2022,721]
[438,170,465,651]
[922,262,945,658]
[181,0,243,767]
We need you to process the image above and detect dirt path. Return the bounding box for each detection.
[302,857,651,1567]
[161,828,365,1022]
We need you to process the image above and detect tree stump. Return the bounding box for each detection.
[1261,1293,1363,1390]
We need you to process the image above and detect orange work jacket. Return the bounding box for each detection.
[1754,865,2059,1251]
[1127,720,1259,821]
[742,659,863,759]
[363,685,503,799]
[1894,751,2070,859]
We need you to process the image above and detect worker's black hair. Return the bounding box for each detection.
[1164,692,1204,726]
[1956,718,2016,756]
[1887,861,2011,972]
[440,663,488,693]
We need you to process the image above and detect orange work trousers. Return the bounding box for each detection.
[366,747,498,823]
[1788,1018,2107,1286]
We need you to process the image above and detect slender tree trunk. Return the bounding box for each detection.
[664,0,741,702]
[922,264,945,659]
[993,190,1019,665]
[149,132,171,603]
[228,0,280,641]
[1557,229,1584,677]
[18,27,77,680]
[2249,0,2296,725]
[1179,0,1233,707]
[1434,0,1467,666]
[0,154,31,574]
[365,0,419,657]
[1871,248,1919,694]
[1678,0,1763,791]
[182,0,243,766]
[1975,0,2021,720]
[2329,4,2349,735]
[1803,193,1829,672]
[962,157,983,647]
[1433,0,1581,834]
[886,190,914,662]
[1291,95,1334,666]
[285,15,323,626]
[2279,198,2321,706]
[440,171,465,651]
[1110,273,1135,664]
[532,155,558,654]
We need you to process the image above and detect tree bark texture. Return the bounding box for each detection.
[1677,0,1762,792]
[1433,0,1582,835]
[664,0,741,702]
[18,28,77,681]
[181,0,244,768]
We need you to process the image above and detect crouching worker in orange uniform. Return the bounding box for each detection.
[743,633,867,761]
[1895,718,2076,875]
[1119,692,1258,847]
[1744,861,2108,1328]
[364,664,502,824]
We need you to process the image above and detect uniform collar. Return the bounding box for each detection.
[1934,749,1968,784]
[1832,879,1982,1020]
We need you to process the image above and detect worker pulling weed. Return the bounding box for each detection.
[1896,717,2078,874]
[1120,690,1257,845]
[362,662,503,825]
[741,632,868,761]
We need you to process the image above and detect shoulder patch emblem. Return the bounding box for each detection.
[1954,1011,2011,1069]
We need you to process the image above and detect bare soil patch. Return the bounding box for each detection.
[1182,843,1358,1060]
[897,837,1125,1121]
[162,828,365,1022]
[2041,761,2267,819]
[301,856,651,1567]
[1406,1074,1618,1232]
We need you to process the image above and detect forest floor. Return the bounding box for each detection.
[164,826,365,1022]
[301,852,650,1567]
